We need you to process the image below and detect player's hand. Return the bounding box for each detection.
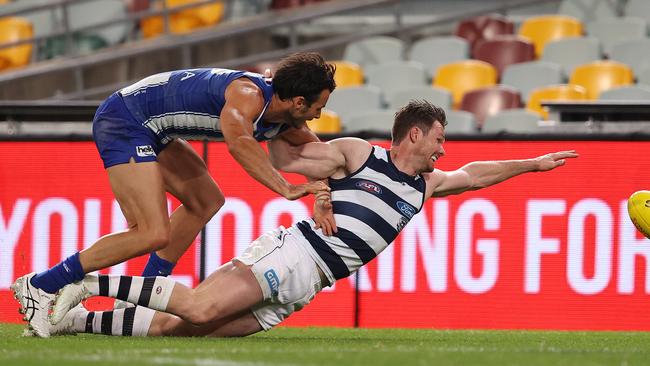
[535,150,579,171]
[285,181,329,200]
[313,190,337,236]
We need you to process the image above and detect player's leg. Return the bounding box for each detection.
[148,310,262,337]
[141,139,225,276]
[52,260,263,327]
[78,161,170,272]
[12,93,172,337]
[21,161,169,326]
[61,307,262,338]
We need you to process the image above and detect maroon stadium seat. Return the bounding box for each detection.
[459,85,522,126]
[473,35,536,78]
[454,14,515,56]
[271,0,328,9]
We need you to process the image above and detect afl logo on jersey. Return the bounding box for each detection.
[356,180,382,195]
[397,201,415,219]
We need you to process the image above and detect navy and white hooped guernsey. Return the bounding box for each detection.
[293,146,427,281]
[119,68,287,144]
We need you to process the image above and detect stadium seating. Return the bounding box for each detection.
[637,67,650,86]
[444,110,478,133]
[433,60,497,108]
[569,61,633,99]
[306,110,342,133]
[473,35,535,77]
[624,0,650,23]
[325,85,383,122]
[518,15,583,57]
[271,0,330,9]
[344,109,395,133]
[331,61,364,88]
[386,86,453,112]
[408,36,469,79]
[0,16,34,70]
[541,37,601,77]
[454,14,515,55]
[365,61,427,99]
[342,36,404,69]
[501,61,564,102]
[558,0,619,23]
[141,0,225,38]
[610,39,650,78]
[70,0,130,46]
[459,85,522,125]
[586,17,647,56]
[599,85,650,100]
[526,84,588,119]
[482,109,541,133]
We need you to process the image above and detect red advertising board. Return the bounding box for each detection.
[1,140,649,330]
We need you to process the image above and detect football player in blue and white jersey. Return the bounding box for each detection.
[12,52,337,337]
[48,100,578,338]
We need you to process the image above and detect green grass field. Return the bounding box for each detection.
[1,323,649,366]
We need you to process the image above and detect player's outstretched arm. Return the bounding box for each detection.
[426,150,579,198]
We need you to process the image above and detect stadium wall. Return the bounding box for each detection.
[1,140,649,331]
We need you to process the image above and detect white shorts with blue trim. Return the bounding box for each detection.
[235,227,324,331]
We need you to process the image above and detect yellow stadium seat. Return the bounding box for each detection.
[433,60,497,108]
[569,61,633,100]
[526,84,588,119]
[307,110,342,134]
[331,61,364,88]
[141,0,224,39]
[519,15,583,57]
[0,17,33,71]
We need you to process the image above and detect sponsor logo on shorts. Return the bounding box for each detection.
[136,145,156,157]
[155,286,162,295]
[356,180,382,195]
[264,269,280,297]
[397,201,416,219]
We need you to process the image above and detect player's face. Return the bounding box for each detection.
[419,121,446,173]
[289,89,330,127]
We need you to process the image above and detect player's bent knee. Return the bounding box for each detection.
[143,228,171,252]
[207,194,225,217]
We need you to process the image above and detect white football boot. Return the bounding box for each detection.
[10,272,56,338]
[49,304,87,336]
[50,280,91,325]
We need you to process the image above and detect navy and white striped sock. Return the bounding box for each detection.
[84,274,175,311]
[79,306,155,336]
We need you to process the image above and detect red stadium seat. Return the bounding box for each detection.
[455,14,515,56]
[459,85,522,125]
[473,35,535,77]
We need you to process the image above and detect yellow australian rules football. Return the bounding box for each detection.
[628,190,650,239]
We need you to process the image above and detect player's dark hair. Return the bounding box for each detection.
[273,52,336,105]
[391,100,447,144]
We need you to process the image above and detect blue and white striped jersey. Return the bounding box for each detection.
[119,68,288,143]
[293,145,427,281]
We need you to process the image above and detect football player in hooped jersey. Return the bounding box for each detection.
[48,100,578,338]
[11,52,337,337]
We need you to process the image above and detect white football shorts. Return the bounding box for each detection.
[235,226,324,330]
